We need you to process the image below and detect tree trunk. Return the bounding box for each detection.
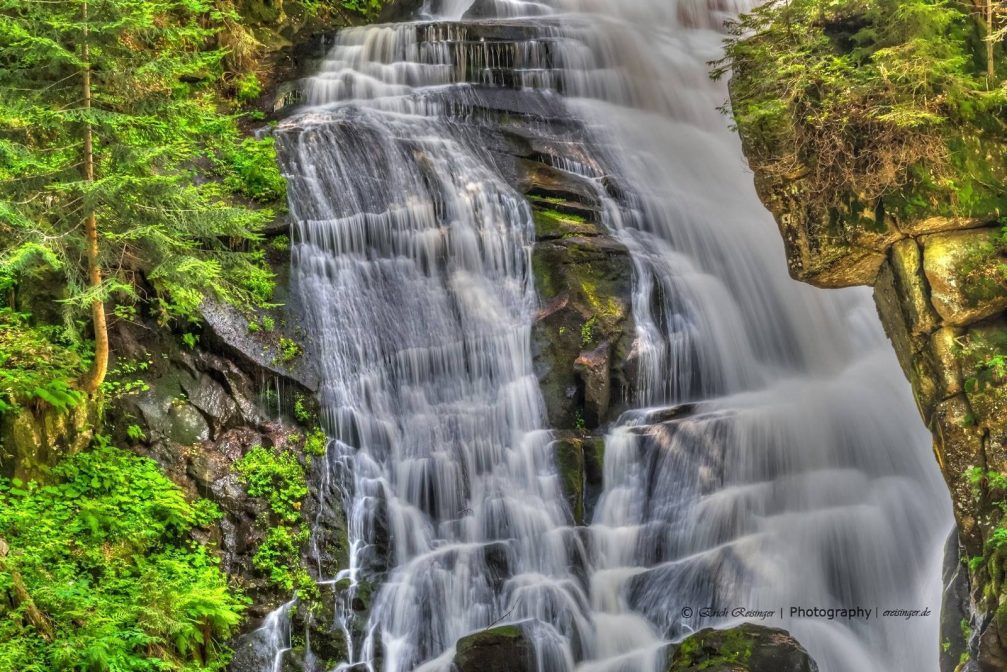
[989,0,996,81]
[80,0,108,393]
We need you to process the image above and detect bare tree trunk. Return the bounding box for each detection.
[80,0,108,393]
[989,0,996,81]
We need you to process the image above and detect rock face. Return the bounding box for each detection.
[667,624,818,672]
[744,153,1007,669]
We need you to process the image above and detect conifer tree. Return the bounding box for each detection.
[0,0,278,392]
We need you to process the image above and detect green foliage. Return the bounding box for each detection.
[126,423,146,442]
[100,355,153,400]
[277,337,302,363]
[0,309,87,413]
[225,137,287,203]
[270,235,290,252]
[293,395,314,424]
[716,0,1004,209]
[234,445,311,591]
[251,526,310,592]
[182,332,200,350]
[341,0,385,19]
[0,0,279,332]
[303,427,328,456]
[235,446,307,524]
[580,317,597,347]
[234,72,263,103]
[0,445,246,671]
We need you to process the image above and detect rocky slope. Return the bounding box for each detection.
[741,141,1007,670]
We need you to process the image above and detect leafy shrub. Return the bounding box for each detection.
[0,446,246,671]
[251,526,309,591]
[234,446,307,524]
[715,0,1001,207]
[234,446,311,590]
[226,137,287,203]
[303,427,328,456]
[278,337,302,363]
[234,72,263,102]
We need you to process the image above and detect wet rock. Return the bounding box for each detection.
[666,623,818,672]
[552,437,586,525]
[941,529,972,672]
[890,238,940,343]
[453,625,534,672]
[166,402,211,445]
[200,297,320,392]
[931,396,986,551]
[530,215,634,431]
[179,370,240,438]
[575,343,612,427]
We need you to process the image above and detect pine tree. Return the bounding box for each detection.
[0,0,279,392]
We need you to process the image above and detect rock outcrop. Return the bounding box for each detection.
[667,623,819,672]
[743,146,1007,670]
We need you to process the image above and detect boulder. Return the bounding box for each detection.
[922,229,1007,327]
[453,625,534,672]
[667,623,818,672]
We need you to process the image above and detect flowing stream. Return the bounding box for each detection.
[263,1,955,670]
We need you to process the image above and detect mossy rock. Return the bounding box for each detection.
[667,623,818,672]
[454,625,534,672]
[922,227,1007,327]
[552,437,586,525]
[531,229,634,431]
[0,400,96,482]
[551,434,606,525]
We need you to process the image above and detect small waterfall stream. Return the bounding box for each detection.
[261,1,954,670]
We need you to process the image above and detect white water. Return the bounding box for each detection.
[266,1,954,670]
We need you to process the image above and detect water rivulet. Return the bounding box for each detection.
[262,1,954,670]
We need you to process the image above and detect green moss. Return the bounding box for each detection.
[669,628,755,671]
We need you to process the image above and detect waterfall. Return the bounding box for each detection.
[269,1,954,670]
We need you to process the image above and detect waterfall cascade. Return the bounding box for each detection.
[259,1,954,670]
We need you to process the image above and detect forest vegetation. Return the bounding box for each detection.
[0,0,380,669]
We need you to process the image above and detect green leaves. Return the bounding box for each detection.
[0,309,87,413]
[235,445,308,524]
[234,445,310,590]
[0,0,283,333]
[0,445,247,671]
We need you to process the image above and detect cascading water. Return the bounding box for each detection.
[264,1,955,670]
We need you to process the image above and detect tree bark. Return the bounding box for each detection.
[80,0,108,393]
[988,0,997,81]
